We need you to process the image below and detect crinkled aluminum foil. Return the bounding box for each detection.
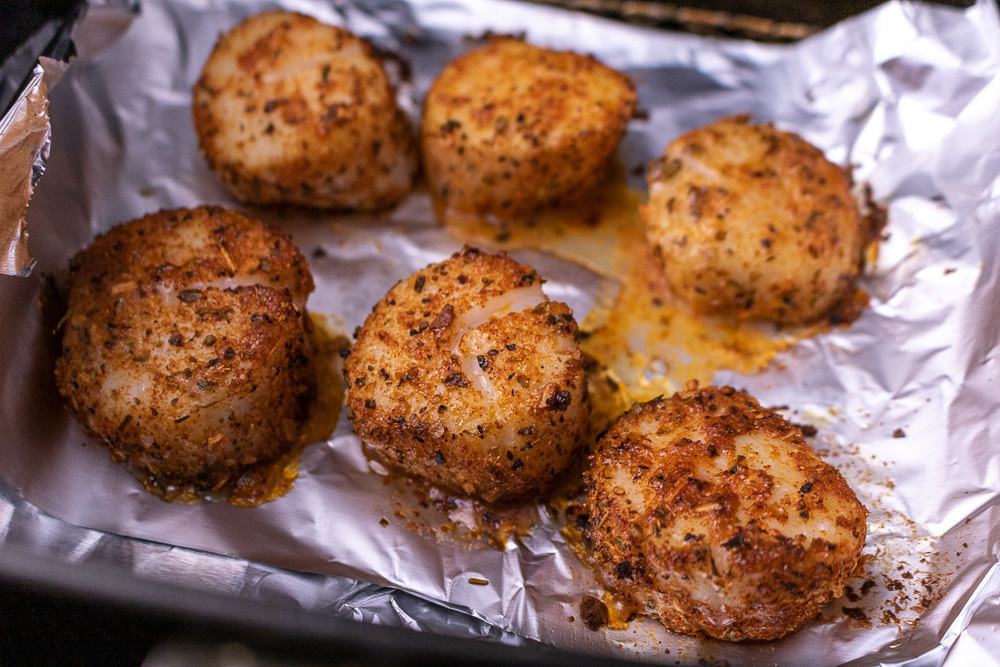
[0,0,87,276]
[2,0,1000,663]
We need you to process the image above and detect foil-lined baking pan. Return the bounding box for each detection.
[2,0,999,663]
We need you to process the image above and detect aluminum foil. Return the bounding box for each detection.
[0,0,90,277]
[2,0,1000,663]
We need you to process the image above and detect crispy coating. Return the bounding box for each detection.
[54,206,315,498]
[584,385,867,641]
[643,115,868,324]
[345,247,589,503]
[193,11,417,210]
[420,37,637,220]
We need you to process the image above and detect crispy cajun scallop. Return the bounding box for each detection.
[345,248,589,503]
[643,115,869,324]
[584,385,867,641]
[54,207,315,500]
[193,11,417,210]
[420,37,637,220]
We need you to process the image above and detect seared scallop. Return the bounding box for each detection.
[644,115,869,324]
[193,11,417,210]
[345,247,589,503]
[54,206,315,501]
[584,384,867,641]
[420,37,637,221]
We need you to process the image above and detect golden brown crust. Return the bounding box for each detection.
[64,206,314,303]
[584,385,867,641]
[193,11,417,210]
[420,37,637,220]
[345,247,589,502]
[643,115,868,324]
[54,207,315,497]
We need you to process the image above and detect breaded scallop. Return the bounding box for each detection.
[420,37,637,220]
[193,11,417,210]
[643,115,869,324]
[345,247,589,503]
[584,384,867,641]
[54,206,315,501]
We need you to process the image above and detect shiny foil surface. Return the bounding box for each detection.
[2,0,1000,663]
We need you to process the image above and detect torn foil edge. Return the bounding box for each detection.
[0,0,88,278]
[0,63,51,277]
[0,0,139,278]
